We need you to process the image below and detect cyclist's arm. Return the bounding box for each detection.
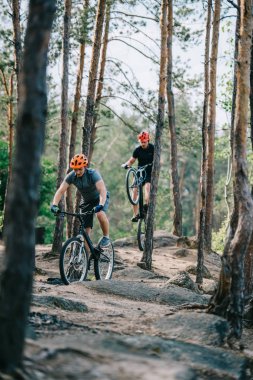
[52,181,69,205]
[124,157,136,167]
[95,179,107,207]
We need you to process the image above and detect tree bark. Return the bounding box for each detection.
[66,0,89,238]
[196,0,212,284]
[12,0,22,103]
[82,0,106,158]
[207,1,240,310]
[1,72,14,232]
[167,0,182,237]
[52,0,72,254]
[140,0,167,270]
[204,0,221,254]
[0,0,55,372]
[209,0,253,340]
[89,0,111,160]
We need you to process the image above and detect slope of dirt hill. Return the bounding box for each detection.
[1,231,253,379]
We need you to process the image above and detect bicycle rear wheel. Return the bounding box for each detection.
[94,241,114,280]
[126,168,139,205]
[137,217,146,251]
[59,237,89,285]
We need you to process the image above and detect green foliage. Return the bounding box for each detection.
[37,158,57,243]
[212,220,228,254]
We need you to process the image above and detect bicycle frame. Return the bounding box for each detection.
[60,210,102,260]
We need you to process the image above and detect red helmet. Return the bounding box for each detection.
[70,154,88,169]
[138,131,150,143]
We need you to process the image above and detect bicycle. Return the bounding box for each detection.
[57,209,114,285]
[125,164,152,251]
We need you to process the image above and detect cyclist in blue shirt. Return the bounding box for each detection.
[122,131,154,222]
[51,154,110,247]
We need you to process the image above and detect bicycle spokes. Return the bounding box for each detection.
[126,168,140,205]
[94,243,114,280]
[60,237,89,284]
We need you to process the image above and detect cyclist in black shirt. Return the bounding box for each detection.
[121,131,154,222]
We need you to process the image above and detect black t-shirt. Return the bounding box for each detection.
[133,143,154,175]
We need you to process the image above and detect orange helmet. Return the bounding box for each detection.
[70,154,88,169]
[138,131,150,143]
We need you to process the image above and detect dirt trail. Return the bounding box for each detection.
[1,233,253,379]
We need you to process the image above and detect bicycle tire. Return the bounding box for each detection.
[59,237,89,285]
[126,168,140,205]
[137,217,146,251]
[94,241,114,280]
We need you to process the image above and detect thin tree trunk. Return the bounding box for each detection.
[167,0,182,237]
[140,0,167,270]
[208,1,240,310]
[204,0,221,254]
[0,0,55,372]
[196,0,212,284]
[251,29,253,149]
[245,10,253,298]
[12,0,22,103]
[52,0,71,254]
[66,0,89,238]
[1,72,14,231]
[89,0,111,159]
[82,0,106,158]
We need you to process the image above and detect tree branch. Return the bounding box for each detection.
[110,16,160,48]
[99,102,139,132]
[226,0,239,10]
[111,35,159,58]
[111,10,158,22]
[109,38,159,64]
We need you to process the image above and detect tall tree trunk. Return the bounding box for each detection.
[140,0,167,270]
[66,0,89,238]
[12,0,22,103]
[0,0,55,372]
[196,0,212,284]
[208,1,240,308]
[52,0,71,254]
[245,8,253,298]
[209,0,253,341]
[89,0,111,159]
[227,0,253,338]
[82,0,106,158]
[167,0,182,237]
[204,0,221,254]
[1,72,14,232]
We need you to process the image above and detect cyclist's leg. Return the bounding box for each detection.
[96,192,110,243]
[80,201,95,254]
[143,181,151,206]
[96,211,109,236]
[131,187,140,221]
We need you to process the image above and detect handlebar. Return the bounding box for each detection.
[56,209,95,218]
[122,163,152,170]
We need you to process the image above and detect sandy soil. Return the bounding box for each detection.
[1,233,253,380]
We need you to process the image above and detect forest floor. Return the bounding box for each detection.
[1,231,253,379]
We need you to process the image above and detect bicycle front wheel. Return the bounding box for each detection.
[59,237,89,285]
[126,168,140,205]
[137,217,146,251]
[94,241,114,280]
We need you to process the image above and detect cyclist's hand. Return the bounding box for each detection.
[121,163,128,169]
[51,204,60,215]
[94,204,104,213]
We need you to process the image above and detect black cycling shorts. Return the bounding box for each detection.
[80,192,110,229]
[137,169,151,185]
